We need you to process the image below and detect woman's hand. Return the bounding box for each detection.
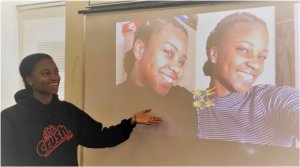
[131,109,162,125]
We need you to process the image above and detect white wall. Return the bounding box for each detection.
[0,2,2,109]
[1,1,22,110]
[1,1,58,110]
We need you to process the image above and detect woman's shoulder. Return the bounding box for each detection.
[59,101,82,111]
[1,103,27,121]
[251,84,299,99]
[1,104,18,114]
[252,84,299,93]
[171,85,193,96]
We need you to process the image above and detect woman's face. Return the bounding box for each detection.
[27,58,60,98]
[138,24,188,96]
[211,22,269,95]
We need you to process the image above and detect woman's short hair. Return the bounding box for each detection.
[203,12,267,76]
[123,17,188,75]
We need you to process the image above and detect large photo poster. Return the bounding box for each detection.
[82,2,299,165]
[114,7,295,147]
[115,15,198,137]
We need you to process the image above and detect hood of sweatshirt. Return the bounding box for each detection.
[15,89,59,109]
[14,89,61,118]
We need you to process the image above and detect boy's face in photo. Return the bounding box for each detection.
[135,24,188,96]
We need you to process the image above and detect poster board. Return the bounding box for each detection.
[81,1,299,165]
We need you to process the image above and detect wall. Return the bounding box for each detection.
[0,0,66,110]
[65,1,87,108]
[1,2,23,110]
[65,1,88,165]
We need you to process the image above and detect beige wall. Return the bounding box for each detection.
[65,1,88,165]
[65,1,88,108]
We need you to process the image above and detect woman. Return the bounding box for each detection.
[116,17,197,136]
[122,17,189,96]
[194,12,299,147]
[1,53,162,166]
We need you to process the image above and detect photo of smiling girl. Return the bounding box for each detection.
[193,8,299,148]
[115,16,198,136]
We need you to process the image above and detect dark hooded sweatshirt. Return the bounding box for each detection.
[1,89,135,166]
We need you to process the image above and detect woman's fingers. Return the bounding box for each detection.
[134,109,162,125]
[146,116,162,124]
[142,109,152,113]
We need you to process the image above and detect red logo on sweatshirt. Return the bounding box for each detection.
[36,125,73,158]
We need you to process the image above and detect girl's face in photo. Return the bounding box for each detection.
[212,22,269,95]
[138,24,188,96]
[27,58,60,98]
